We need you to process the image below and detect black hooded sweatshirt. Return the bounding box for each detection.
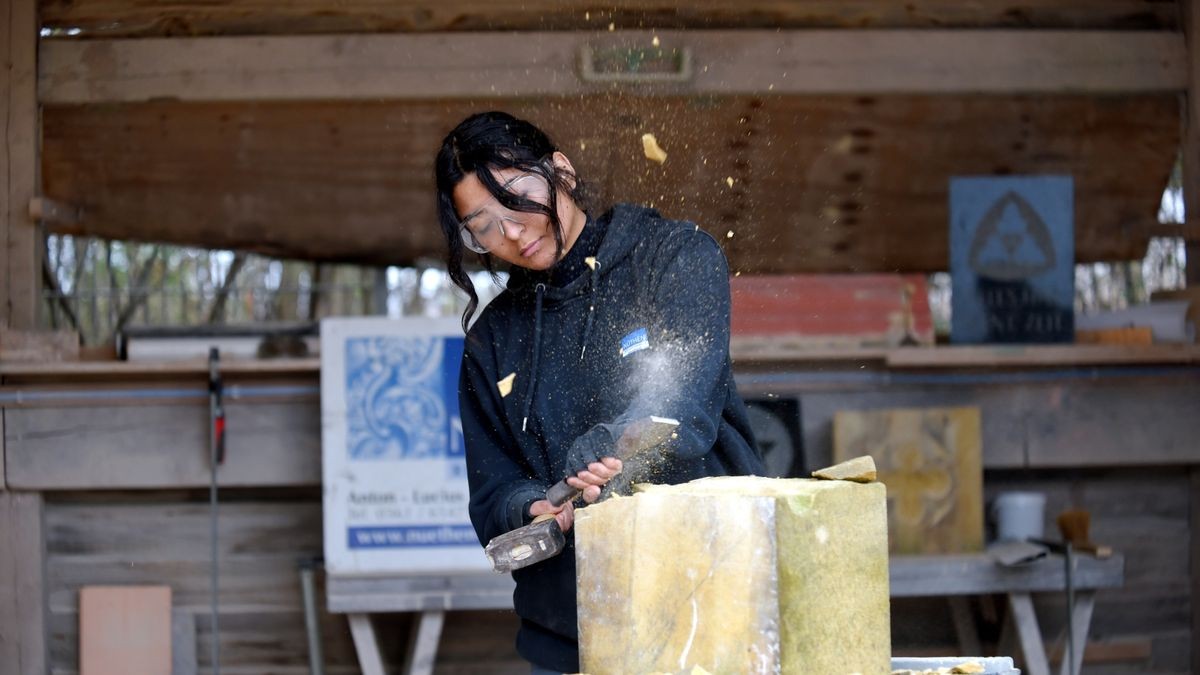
[459,203,764,672]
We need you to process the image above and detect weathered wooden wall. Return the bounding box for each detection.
[32,464,1194,673]
[0,491,48,675]
[41,491,527,675]
[3,365,1194,673]
[787,372,1200,470]
[5,365,1199,491]
[40,94,1179,273]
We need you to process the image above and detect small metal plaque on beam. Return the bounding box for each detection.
[580,44,692,83]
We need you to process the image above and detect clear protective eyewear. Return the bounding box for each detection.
[459,174,552,254]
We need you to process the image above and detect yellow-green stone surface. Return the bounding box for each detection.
[575,476,890,675]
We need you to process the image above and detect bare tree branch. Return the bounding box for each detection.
[70,237,89,298]
[307,262,324,320]
[207,252,248,324]
[41,255,81,333]
[115,246,163,330]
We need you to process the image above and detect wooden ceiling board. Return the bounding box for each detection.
[41,94,1180,272]
[40,0,1180,38]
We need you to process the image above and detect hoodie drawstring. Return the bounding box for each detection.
[521,282,546,432]
[580,260,601,361]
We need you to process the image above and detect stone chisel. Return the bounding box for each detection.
[485,416,680,573]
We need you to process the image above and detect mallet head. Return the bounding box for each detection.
[485,515,565,573]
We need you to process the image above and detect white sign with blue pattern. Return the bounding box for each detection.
[321,317,489,574]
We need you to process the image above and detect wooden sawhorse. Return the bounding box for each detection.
[891,553,1125,675]
[327,573,515,675]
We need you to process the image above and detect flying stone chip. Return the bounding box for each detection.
[642,133,668,164]
[496,372,516,398]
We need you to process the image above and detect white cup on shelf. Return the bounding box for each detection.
[992,491,1046,542]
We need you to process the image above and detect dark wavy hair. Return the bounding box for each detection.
[435,111,588,331]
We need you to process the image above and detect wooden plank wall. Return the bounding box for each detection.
[5,372,1200,491]
[6,372,1192,672]
[41,492,527,675]
[793,375,1200,472]
[39,95,1179,272]
[5,400,321,490]
[0,491,48,675]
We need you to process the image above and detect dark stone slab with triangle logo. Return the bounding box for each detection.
[950,175,1075,343]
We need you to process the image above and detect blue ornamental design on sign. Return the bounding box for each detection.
[322,318,485,573]
[344,335,466,461]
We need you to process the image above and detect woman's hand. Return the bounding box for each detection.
[528,498,574,532]
[566,457,623,504]
[528,457,622,533]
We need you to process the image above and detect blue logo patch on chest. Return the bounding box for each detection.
[619,327,650,358]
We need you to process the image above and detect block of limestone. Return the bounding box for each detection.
[575,475,890,675]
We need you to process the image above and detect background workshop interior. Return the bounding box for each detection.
[1,1,1200,674]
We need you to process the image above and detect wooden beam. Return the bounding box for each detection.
[886,344,1200,368]
[27,197,81,227]
[0,491,47,675]
[38,30,1187,104]
[37,0,1182,38]
[2,0,39,329]
[1140,221,1200,242]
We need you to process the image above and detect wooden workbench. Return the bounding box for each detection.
[326,552,1124,675]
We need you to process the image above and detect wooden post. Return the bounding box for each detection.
[1,0,40,329]
[1186,0,1200,285]
[0,491,48,675]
